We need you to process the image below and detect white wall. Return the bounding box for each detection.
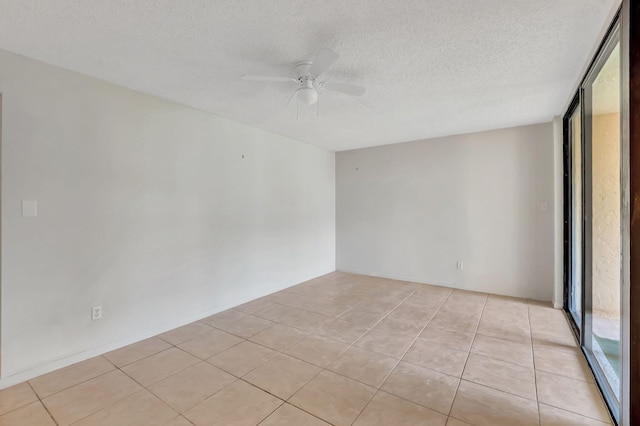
[336,123,555,301]
[0,49,335,383]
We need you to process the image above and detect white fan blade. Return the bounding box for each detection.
[322,81,366,96]
[308,48,339,78]
[241,75,297,83]
[286,88,299,106]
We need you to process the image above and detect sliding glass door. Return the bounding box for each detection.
[564,18,622,423]
[584,30,622,409]
[567,101,583,331]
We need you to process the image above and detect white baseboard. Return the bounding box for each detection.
[335,267,552,304]
[0,302,231,390]
[0,268,337,390]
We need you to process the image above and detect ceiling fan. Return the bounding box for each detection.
[241,48,365,113]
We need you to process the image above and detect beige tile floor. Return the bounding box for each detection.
[0,272,613,426]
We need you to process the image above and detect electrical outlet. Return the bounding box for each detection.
[456,261,464,270]
[91,306,102,321]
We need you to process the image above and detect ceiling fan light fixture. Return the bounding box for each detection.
[241,48,365,114]
[298,86,318,105]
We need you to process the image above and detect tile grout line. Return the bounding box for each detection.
[25,380,59,426]
[349,286,453,425]
[142,279,398,426]
[248,279,394,326]
[81,345,209,425]
[557,310,614,425]
[13,276,587,426]
[27,358,116,401]
[445,292,488,424]
[167,413,196,426]
[17,283,448,426]
[0,381,60,424]
[532,305,613,425]
[65,354,156,425]
[528,370,617,424]
[527,300,542,426]
[283,283,422,424]
[223,281,402,426]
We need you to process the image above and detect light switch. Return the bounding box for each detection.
[22,200,37,217]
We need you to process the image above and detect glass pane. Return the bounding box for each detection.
[590,41,621,402]
[570,106,582,327]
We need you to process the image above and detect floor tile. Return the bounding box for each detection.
[0,401,55,426]
[214,314,274,338]
[538,403,611,425]
[207,340,277,377]
[159,322,213,345]
[337,309,386,328]
[244,354,320,399]
[328,347,397,388]
[2,273,612,426]
[357,297,405,315]
[477,316,531,344]
[253,304,299,323]
[234,298,275,315]
[450,380,539,426]
[149,362,236,413]
[482,303,528,321]
[419,326,475,352]
[528,305,569,329]
[403,340,469,377]
[260,402,331,425]
[42,370,141,425]
[412,285,452,304]
[184,380,282,426]
[289,370,376,426]
[429,310,481,334]
[462,353,536,400]
[448,290,488,304]
[284,334,349,367]
[386,304,437,326]
[355,328,418,358]
[177,328,243,359]
[164,416,194,426]
[531,329,578,347]
[73,389,176,425]
[316,318,371,345]
[439,299,485,317]
[403,292,449,309]
[121,347,200,387]
[382,361,459,415]
[29,356,115,398]
[249,324,309,351]
[201,309,247,328]
[470,334,533,368]
[0,382,38,416]
[536,371,610,423]
[446,418,473,426]
[278,309,334,332]
[103,337,172,367]
[353,391,447,426]
[533,342,594,382]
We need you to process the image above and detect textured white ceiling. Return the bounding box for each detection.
[0,0,618,151]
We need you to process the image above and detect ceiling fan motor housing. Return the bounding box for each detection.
[298,77,318,105]
[295,61,312,78]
